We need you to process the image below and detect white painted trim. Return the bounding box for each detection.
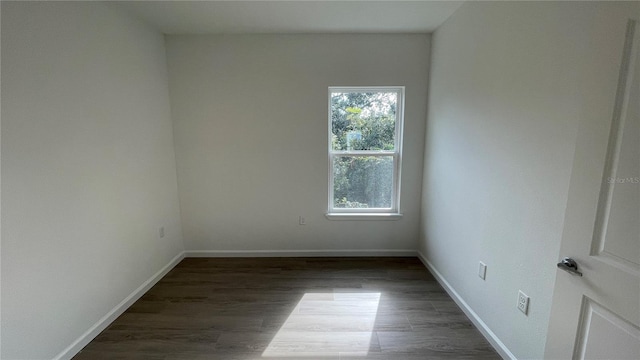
[53,252,185,360]
[416,251,516,360]
[185,249,417,258]
[325,213,403,220]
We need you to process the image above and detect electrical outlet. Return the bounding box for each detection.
[159,226,165,238]
[478,262,487,280]
[299,216,306,225]
[517,290,529,315]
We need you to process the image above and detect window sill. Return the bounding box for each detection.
[325,213,403,221]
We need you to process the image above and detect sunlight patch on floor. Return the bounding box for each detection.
[262,292,381,358]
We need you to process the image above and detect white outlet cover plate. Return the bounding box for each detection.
[518,290,529,315]
[478,262,487,280]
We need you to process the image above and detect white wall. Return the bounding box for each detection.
[421,1,638,359]
[166,34,429,252]
[1,2,183,359]
[0,2,4,357]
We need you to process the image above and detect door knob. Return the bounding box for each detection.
[557,257,583,276]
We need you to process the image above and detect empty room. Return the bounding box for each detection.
[1,1,638,359]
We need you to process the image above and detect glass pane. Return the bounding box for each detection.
[333,156,394,209]
[331,91,397,151]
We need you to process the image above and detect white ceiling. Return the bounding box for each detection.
[117,1,464,34]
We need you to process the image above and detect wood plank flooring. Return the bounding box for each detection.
[73,257,500,360]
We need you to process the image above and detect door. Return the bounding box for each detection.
[544,14,640,360]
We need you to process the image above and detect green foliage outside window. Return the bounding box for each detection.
[331,92,397,208]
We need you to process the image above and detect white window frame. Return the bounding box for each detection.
[327,86,404,217]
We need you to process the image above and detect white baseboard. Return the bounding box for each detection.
[417,251,516,360]
[53,251,185,360]
[185,249,418,257]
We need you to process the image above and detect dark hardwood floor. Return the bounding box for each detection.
[73,257,500,360]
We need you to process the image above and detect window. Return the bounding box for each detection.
[328,87,404,216]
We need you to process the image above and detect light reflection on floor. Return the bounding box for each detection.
[262,292,381,358]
